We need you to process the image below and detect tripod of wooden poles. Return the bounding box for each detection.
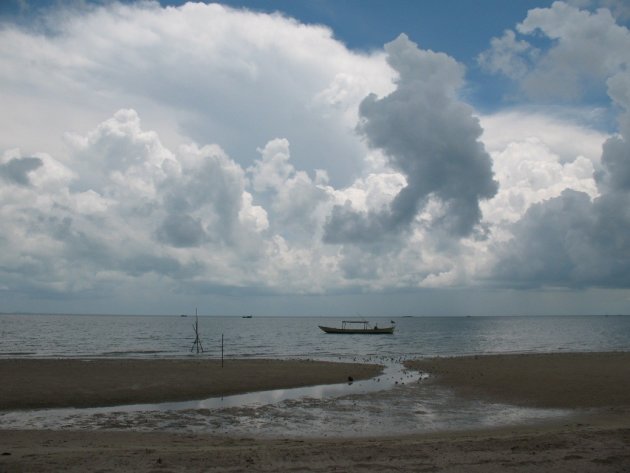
[190,308,204,353]
[189,308,224,367]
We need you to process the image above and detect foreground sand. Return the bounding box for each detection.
[1,421,629,473]
[1,353,629,472]
[0,358,382,410]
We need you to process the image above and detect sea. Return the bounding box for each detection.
[2,313,630,360]
[1,314,629,437]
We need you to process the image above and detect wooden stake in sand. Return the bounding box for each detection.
[190,308,204,354]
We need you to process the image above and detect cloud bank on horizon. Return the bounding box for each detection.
[1,0,629,314]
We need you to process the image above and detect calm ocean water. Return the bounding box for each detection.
[1,314,629,360]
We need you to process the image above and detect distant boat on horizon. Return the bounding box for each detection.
[242,315,253,319]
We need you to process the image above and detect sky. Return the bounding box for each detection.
[1,0,630,316]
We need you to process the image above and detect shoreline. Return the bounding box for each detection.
[3,352,630,412]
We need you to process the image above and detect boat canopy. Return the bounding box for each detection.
[341,320,372,329]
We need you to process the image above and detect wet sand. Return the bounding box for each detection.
[0,358,382,410]
[1,353,629,472]
[406,351,630,408]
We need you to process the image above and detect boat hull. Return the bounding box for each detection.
[318,325,395,334]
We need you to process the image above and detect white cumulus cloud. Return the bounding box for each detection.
[2,0,630,313]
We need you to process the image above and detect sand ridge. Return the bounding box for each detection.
[406,352,630,409]
[0,358,382,410]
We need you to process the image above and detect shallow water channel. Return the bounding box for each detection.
[0,360,571,437]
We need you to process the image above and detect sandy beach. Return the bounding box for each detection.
[1,353,629,472]
[406,351,630,409]
[0,358,382,410]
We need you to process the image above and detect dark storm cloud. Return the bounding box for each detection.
[0,156,42,186]
[324,34,498,244]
